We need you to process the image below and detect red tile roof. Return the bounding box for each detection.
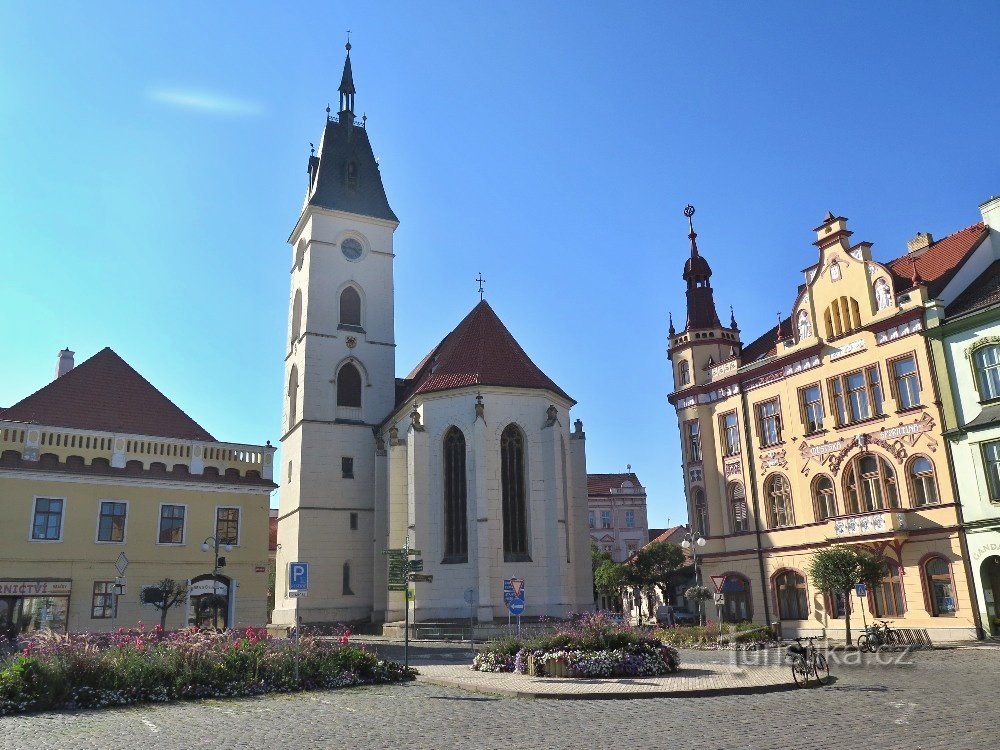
[587,472,643,495]
[396,300,572,405]
[887,222,987,297]
[0,347,215,441]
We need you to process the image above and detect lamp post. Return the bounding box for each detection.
[681,530,707,625]
[201,536,233,630]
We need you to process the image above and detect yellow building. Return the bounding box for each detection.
[0,348,275,634]
[667,207,981,641]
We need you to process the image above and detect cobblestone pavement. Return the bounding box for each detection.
[3,646,997,750]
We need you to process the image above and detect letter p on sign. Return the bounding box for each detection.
[289,562,309,591]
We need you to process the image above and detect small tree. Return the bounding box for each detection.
[593,560,630,612]
[141,578,188,632]
[591,544,612,602]
[637,542,686,603]
[807,547,887,646]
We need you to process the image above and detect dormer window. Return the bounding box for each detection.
[346,161,358,191]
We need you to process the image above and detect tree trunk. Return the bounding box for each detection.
[844,589,852,647]
[160,605,169,634]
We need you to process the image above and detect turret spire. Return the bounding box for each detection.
[339,38,356,114]
[680,204,721,330]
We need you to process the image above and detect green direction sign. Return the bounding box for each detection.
[408,573,433,583]
[383,548,422,556]
[388,584,407,591]
[409,559,424,572]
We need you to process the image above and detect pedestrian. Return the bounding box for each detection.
[666,604,676,628]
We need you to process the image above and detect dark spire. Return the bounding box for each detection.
[730,306,738,330]
[680,205,721,330]
[668,312,676,336]
[339,39,356,113]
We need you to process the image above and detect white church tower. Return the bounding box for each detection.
[272,42,398,626]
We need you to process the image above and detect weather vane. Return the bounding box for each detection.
[475,272,486,301]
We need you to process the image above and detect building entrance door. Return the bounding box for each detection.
[981,556,1000,636]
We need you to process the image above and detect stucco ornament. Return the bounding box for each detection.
[409,407,425,432]
[874,278,892,311]
[474,393,486,423]
[543,405,558,428]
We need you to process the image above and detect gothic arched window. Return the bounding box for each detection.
[443,427,468,563]
[339,286,362,327]
[336,362,362,408]
[765,474,794,528]
[287,365,299,428]
[290,289,303,344]
[501,424,530,562]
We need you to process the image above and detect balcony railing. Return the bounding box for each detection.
[830,511,907,538]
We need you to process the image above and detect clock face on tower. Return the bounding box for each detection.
[341,237,363,261]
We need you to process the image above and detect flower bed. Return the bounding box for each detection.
[0,625,415,715]
[654,622,775,649]
[472,611,680,678]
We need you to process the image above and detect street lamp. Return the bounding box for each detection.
[681,530,708,625]
[201,536,233,630]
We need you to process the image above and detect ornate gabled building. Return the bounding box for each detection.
[667,205,983,641]
[587,472,650,563]
[272,45,594,628]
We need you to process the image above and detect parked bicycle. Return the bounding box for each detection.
[787,637,830,687]
[856,620,896,652]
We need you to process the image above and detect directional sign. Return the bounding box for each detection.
[289,562,309,591]
[710,575,728,594]
[288,590,308,598]
[115,552,130,576]
[408,573,433,583]
[388,584,407,591]
[409,559,424,572]
[508,598,525,616]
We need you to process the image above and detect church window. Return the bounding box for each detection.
[443,427,468,563]
[290,289,303,344]
[336,362,362,408]
[287,366,299,428]
[797,310,811,341]
[339,286,362,327]
[349,512,358,530]
[342,562,354,595]
[346,161,358,191]
[342,457,354,479]
[874,278,892,311]
[501,425,530,562]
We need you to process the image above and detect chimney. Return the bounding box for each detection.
[55,348,74,379]
[907,232,934,254]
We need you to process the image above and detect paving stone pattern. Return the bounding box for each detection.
[3,647,995,750]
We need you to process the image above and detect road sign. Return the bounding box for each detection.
[509,578,524,599]
[508,598,525,615]
[382,548,422,556]
[464,588,475,605]
[409,559,424,572]
[287,590,308,598]
[115,552,129,576]
[714,592,725,606]
[388,584,407,591]
[855,583,868,597]
[289,562,309,591]
[408,573,433,583]
[710,575,728,594]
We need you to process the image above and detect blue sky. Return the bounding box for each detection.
[1,2,997,525]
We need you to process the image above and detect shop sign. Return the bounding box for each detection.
[0,580,72,596]
[188,580,228,597]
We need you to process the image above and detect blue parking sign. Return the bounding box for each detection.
[289,562,309,591]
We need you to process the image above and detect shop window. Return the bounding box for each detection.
[756,399,782,447]
[31,498,64,541]
[908,456,939,506]
[873,560,905,617]
[721,574,752,622]
[812,475,837,521]
[774,570,808,620]
[158,504,186,544]
[891,355,921,410]
[97,501,127,543]
[830,366,884,426]
[973,344,1000,401]
[215,507,240,546]
[729,483,749,533]
[828,591,848,619]
[843,454,899,514]
[91,582,117,619]
[924,557,956,616]
[799,384,825,434]
[765,474,794,528]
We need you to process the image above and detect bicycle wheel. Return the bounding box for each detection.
[791,657,808,687]
[813,653,830,685]
[856,634,871,653]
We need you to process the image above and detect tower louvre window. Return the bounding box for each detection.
[339,286,362,327]
[336,363,362,408]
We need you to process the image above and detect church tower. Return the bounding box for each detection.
[666,206,741,539]
[272,42,399,627]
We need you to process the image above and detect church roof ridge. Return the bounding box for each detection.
[396,299,573,406]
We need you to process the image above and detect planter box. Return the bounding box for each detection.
[526,655,573,678]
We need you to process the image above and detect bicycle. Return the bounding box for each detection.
[856,620,896,653]
[787,637,830,687]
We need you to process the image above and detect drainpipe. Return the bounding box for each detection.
[739,386,772,628]
[923,321,985,639]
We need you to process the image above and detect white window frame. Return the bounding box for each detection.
[94,499,130,544]
[156,502,188,546]
[625,509,636,529]
[600,510,612,529]
[29,495,66,543]
[214,505,242,547]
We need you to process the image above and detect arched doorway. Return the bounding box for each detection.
[721,574,752,622]
[188,574,231,630]
[981,556,1000,636]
